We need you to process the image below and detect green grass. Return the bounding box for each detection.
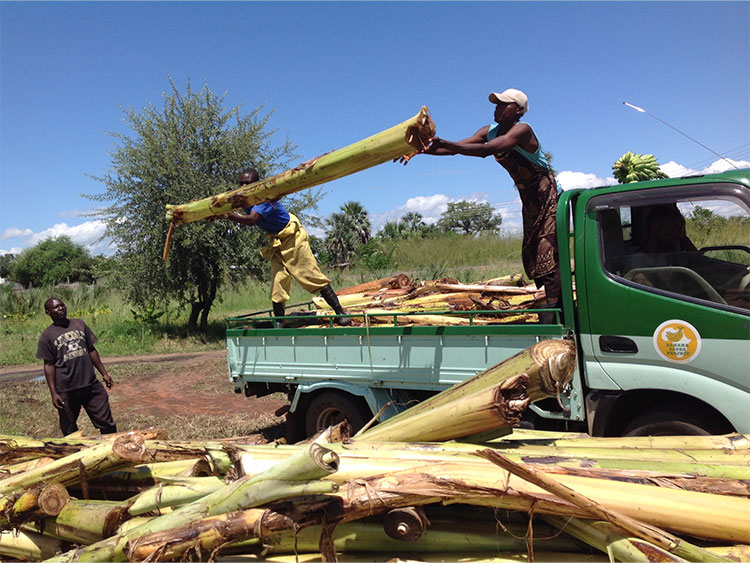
[342,233,526,285]
[1,234,527,366]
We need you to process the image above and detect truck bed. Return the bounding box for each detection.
[226,311,566,392]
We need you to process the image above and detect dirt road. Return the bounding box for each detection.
[0,350,228,382]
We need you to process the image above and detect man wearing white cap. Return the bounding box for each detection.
[424,88,561,318]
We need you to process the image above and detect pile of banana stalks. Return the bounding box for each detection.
[304,273,549,326]
[1,340,749,562]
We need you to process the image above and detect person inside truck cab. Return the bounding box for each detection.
[422,88,562,321]
[220,168,351,326]
[639,205,697,256]
[626,206,714,298]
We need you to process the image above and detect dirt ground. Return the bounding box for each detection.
[0,350,289,434]
[105,350,288,419]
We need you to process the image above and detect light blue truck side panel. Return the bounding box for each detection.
[226,325,584,422]
[229,332,554,387]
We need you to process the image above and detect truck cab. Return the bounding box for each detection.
[564,170,750,436]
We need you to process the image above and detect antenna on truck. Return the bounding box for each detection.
[623,102,740,170]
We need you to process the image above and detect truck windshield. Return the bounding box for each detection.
[595,184,750,312]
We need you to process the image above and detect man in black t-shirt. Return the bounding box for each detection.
[37,298,117,436]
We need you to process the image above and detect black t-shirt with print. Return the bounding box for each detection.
[37,319,98,392]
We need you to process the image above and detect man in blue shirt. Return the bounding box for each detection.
[223,168,351,326]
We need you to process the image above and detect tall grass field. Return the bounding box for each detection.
[1,233,526,366]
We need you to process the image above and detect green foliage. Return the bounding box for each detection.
[685,205,750,263]
[85,78,305,331]
[131,303,165,326]
[307,234,329,266]
[377,212,440,241]
[437,201,502,235]
[0,284,44,321]
[389,232,523,274]
[325,201,372,265]
[131,302,166,347]
[357,240,397,277]
[10,236,94,288]
[0,253,15,279]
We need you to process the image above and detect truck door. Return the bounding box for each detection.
[578,179,750,435]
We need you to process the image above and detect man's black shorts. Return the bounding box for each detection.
[58,381,117,435]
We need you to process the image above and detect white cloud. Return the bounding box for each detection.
[372,194,453,231]
[0,220,115,256]
[496,197,523,233]
[556,170,615,191]
[1,227,34,240]
[660,161,693,178]
[661,158,750,178]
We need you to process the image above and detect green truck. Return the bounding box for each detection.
[226,170,750,440]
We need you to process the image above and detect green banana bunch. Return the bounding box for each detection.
[612,151,669,184]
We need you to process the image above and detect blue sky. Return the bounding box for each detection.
[2,1,749,256]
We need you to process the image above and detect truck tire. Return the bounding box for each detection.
[623,411,716,436]
[305,391,370,437]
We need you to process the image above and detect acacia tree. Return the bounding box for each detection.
[87,79,309,331]
[437,201,502,235]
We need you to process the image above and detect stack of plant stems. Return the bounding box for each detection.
[0,529,63,561]
[307,274,545,326]
[3,340,750,562]
[43,443,339,562]
[0,434,146,495]
[0,482,68,529]
[1,428,748,561]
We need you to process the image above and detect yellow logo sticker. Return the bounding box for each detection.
[653,320,702,363]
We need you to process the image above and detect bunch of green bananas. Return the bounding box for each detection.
[612,151,669,184]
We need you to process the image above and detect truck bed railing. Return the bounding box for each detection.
[226,306,562,330]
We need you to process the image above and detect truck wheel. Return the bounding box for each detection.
[305,391,370,437]
[623,411,715,436]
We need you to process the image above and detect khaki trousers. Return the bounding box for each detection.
[261,214,331,303]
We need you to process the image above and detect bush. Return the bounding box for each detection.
[11,236,94,288]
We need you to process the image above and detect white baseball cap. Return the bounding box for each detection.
[488,88,529,114]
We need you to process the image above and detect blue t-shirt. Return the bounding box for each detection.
[244,201,290,234]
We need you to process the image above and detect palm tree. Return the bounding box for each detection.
[324,201,372,265]
[400,212,426,234]
[341,201,372,245]
[325,212,359,265]
[378,221,404,240]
